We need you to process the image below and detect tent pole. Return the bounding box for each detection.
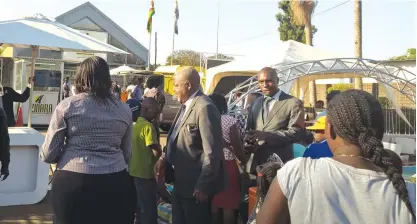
[27,46,37,128]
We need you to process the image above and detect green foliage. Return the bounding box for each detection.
[208,54,234,61]
[390,48,416,60]
[327,84,353,93]
[166,50,200,66]
[276,0,318,43]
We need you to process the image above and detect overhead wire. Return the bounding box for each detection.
[220,0,351,46]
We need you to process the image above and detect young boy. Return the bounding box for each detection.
[303,116,333,159]
[129,97,162,224]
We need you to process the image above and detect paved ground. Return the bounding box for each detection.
[0,131,167,224]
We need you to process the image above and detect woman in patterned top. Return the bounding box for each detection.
[209,93,247,224]
[41,56,135,224]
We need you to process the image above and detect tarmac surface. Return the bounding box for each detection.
[0,129,167,224]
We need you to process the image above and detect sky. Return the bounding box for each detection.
[1,0,416,65]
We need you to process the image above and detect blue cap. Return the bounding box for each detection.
[126,99,141,112]
[126,99,141,122]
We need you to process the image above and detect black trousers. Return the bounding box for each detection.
[171,188,212,224]
[51,170,136,224]
[239,173,257,223]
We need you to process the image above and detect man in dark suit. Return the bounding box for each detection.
[154,67,226,224]
[240,67,305,222]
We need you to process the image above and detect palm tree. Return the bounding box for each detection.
[290,0,317,106]
[354,0,363,90]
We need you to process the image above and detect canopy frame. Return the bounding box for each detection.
[226,58,416,112]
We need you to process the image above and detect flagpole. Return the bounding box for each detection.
[171,30,175,66]
[148,32,152,70]
[147,0,155,69]
[171,0,178,66]
[216,0,220,59]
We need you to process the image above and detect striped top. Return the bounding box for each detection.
[41,93,132,174]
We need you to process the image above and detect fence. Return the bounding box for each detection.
[383,107,416,135]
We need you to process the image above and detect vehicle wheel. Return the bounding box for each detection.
[160,124,171,132]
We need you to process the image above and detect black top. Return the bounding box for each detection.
[2,87,30,127]
[0,107,10,169]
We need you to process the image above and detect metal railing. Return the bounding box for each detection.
[383,107,416,135]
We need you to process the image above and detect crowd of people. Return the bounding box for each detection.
[0,55,415,224]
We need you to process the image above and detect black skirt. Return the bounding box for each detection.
[51,169,136,224]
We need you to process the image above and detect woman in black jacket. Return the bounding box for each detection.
[1,77,34,127]
[0,106,10,181]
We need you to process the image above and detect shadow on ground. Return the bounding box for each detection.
[0,192,52,224]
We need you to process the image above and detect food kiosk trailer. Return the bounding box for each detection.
[13,59,63,126]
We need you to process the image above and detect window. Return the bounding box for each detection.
[33,70,62,91]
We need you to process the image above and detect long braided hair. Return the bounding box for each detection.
[327,89,415,218]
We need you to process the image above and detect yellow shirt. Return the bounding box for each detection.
[129,117,158,179]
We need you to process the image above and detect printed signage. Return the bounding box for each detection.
[32,95,53,114]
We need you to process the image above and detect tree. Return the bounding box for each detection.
[208,54,234,61]
[288,0,317,106]
[166,50,201,66]
[276,0,317,44]
[390,48,416,60]
[276,0,317,100]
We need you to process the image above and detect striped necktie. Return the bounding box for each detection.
[263,97,272,123]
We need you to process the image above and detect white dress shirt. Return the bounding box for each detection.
[267,89,282,112]
[181,90,199,120]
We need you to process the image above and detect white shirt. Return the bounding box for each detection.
[167,90,199,155]
[277,158,416,224]
[266,89,282,112]
[71,85,77,96]
[181,90,199,121]
[126,85,136,93]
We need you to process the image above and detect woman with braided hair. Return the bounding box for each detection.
[257,89,416,224]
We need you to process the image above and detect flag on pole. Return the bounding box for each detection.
[174,0,179,34]
[147,0,155,33]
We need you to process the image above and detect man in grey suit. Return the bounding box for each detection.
[239,67,305,222]
[154,67,226,224]
[245,67,305,170]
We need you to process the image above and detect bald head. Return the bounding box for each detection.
[175,67,200,89]
[258,67,279,96]
[173,67,201,103]
[258,67,278,82]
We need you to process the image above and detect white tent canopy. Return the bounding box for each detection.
[0,14,128,127]
[110,65,139,75]
[205,40,345,92]
[0,14,128,54]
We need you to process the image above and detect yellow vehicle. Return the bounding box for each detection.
[154,65,206,95]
